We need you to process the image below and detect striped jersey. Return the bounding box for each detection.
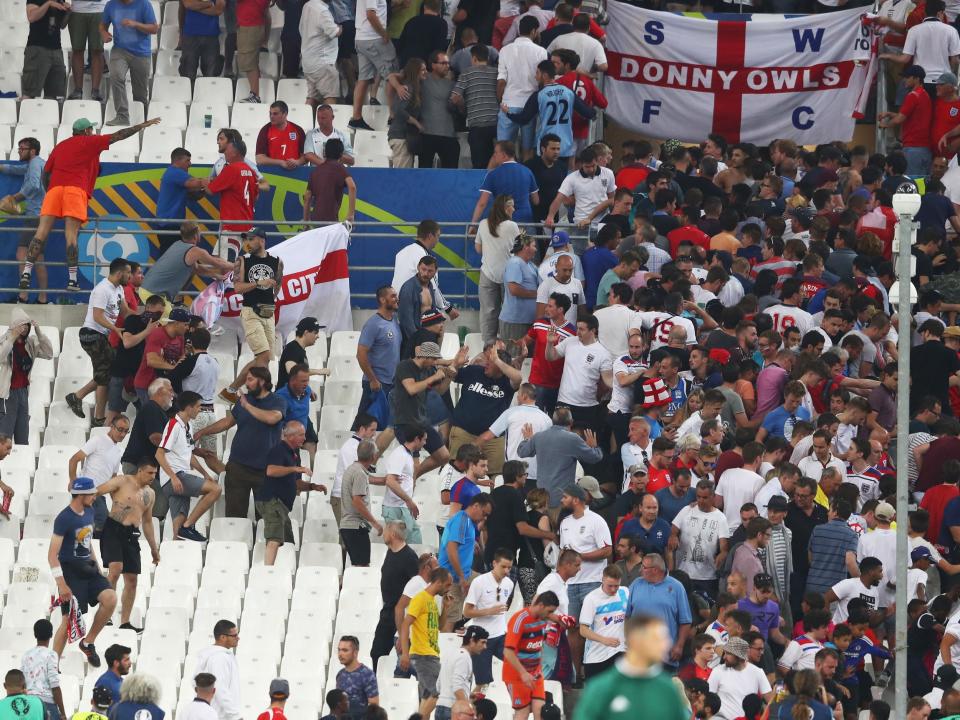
[778,633,823,671]
[505,608,548,673]
[157,415,195,484]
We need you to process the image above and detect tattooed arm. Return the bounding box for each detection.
[107,117,162,145]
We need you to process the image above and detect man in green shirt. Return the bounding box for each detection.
[1,670,44,720]
[574,614,688,720]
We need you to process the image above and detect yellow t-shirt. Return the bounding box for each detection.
[407,589,440,657]
[71,713,109,720]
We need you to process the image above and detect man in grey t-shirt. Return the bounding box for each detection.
[419,51,459,169]
[339,440,384,567]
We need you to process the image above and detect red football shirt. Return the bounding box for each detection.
[255,121,306,161]
[526,319,576,388]
[256,708,287,720]
[557,72,607,139]
[932,98,960,156]
[646,466,672,494]
[208,160,258,232]
[45,134,112,195]
[615,165,650,192]
[900,85,932,149]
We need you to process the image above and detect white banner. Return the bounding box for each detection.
[219,224,353,344]
[604,4,876,144]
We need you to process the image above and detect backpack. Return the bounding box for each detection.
[717,540,746,595]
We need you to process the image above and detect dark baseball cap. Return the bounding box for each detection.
[92,686,113,710]
[296,317,323,334]
[243,226,269,239]
[168,307,191,323]
[269,679,290,698]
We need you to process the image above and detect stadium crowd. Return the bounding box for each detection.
[13,0,960,718]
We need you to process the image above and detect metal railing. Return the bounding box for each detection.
[0,215,570,304]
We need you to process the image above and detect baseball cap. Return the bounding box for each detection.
[904,65,926,79]
[944,325,960,339]
[243,226,269,240]
[940,71,959,86]
[296,317,322,334]
[168,307,191,323]
[911,545,934,563]
[420,309,445,327]
[71,477,97,495]
[767,495,788,512]
[551,231,571,248]
[269,679,290,698]
[627,464,647,477]
[577,476,603,499]
[415,341,442,359]
[936,664,960,688]
[874,501,896,522]
[563,484,588,502]
[92,686,113,710]
[72,118,94,132]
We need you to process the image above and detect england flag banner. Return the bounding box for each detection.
[217,223,352,344]
[605,3,876,144]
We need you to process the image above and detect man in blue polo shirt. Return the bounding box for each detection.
[469,141,540,228]
[617,493,672,555]
[94,644,131,709]
[626,553,692,668]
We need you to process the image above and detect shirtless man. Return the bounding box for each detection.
[94,458,161,632]
[715,144,751,194]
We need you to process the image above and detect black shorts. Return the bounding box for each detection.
[99,517,142,574]
[338,20,356,59]
[61,560,112,615]
[395,423,444,455]
[306,419,318,445]
[340,526,371,566]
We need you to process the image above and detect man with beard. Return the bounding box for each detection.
[824,556,885,624]
[706,637,773,719]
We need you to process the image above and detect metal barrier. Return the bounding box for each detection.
[0,215,574,305]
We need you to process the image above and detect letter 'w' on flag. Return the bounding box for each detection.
[604,5,877,144]
[216,223,353,343]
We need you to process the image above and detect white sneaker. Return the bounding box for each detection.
[241,92,261,103]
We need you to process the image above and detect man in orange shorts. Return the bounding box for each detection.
[20,116,161,293]
[503,591,560,720]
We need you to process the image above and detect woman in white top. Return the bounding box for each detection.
[475,194,521,343]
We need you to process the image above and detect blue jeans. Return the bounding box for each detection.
[43,701,61,720]
[435,706,451,720]
[497,107,535,152]
[542,643,558,679]
[472,633,505,685]
[567,581,601,620]
[534,385,559,415]
[904,146,932,177]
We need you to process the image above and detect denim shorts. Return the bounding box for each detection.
[567,581,601,620]
[497,108,535,152]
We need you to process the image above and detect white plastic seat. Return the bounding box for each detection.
[276,78,307,104]
[355,153,390,168]
[193,76,234,106]
[156,540,204,573]
[153,49,183,78]
[19,98,60,127]
[205,540,251,573]
[326,355,362,381]
[38,444,78,470]
[234,78,275,105]
[300,518,338,545]
[12,125,53,154]
[0,98,18,126]
[61,100,104,129]
[329,331,361,356]
[27,492,68,518]
[361,104,390,132]
[100,146,139,163]
[209,517,254,550]
[188,102,230,129]
[148,584,196,613]
[247,565,293,599]
[286,103,314,132]
[318,404,355,433]
[352,130,390,157]
[162,1,180,25]
[158,24,181,52]
[229,102,266,130]
[342,565,381,590]
[145,102,188,130]
[322,380,361,407]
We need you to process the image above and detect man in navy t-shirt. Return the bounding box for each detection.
[50,477,117,663]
